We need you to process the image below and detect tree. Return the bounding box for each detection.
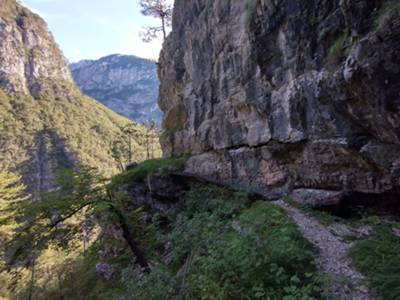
[122,124,142,163]
[110,139,129,171]
[0,170,27,252]
[0,171,26,204]
[5,167,150,272]
[139,0,172,42]
[0,170,28,298]
[110,124,143,170]
[143,120,159,160]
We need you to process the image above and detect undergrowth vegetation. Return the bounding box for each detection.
[350,227,400,300]
[0,163,323,299]
[118,184,322,300]
[109,156,187,188]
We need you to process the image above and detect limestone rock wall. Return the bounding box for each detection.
[0,0,72,96]
[158,0,400,198]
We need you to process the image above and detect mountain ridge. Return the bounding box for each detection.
[70,54,162,125]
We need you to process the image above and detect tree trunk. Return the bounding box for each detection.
[117,210,150,271]
[28,243,37,300]
[128,135,132,164]
[106,191,150,271]
[161,16,166,40]
[145,129,150,160]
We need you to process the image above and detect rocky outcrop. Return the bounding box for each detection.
[70,54,162,124]
[0,0,72,96]
[159,0,400,199]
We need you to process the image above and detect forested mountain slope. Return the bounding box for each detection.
[0,0,149,196]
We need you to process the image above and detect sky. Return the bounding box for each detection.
[20,0,173,63]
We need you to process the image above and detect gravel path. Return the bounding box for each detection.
[274,200,376,300]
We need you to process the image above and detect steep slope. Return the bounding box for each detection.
[70,54,162,125]
[0,0,148,196]
[159,0,400,200]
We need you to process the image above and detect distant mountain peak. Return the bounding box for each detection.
[70,54,162,125]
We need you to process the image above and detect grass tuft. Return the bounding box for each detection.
[350,227,400,300]
[109,157,188,189]
[325,33,347,68]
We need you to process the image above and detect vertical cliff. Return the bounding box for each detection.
[158,0,400,199]
[0,0,72,96]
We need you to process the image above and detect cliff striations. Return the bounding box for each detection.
[158,0,400,200]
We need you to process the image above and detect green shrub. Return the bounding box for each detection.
[120,266,179,300]
[109,157,188,189]
[183,202,321,299]
[350,227,400,300]
[120,186,322,300]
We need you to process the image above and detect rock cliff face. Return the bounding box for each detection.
[0,0,72,96]
[71,54,162,124]
[158,0,400,199]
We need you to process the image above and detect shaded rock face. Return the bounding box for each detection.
[70,54,162,124]
[114,172,187,219]
[158,0,400,198]
[0,0,72,96]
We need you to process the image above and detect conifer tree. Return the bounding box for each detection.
[5,167,149,271]
[139,0,173,42]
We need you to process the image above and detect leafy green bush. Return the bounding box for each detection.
[350,227,400,300]
[183,202,321,299]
